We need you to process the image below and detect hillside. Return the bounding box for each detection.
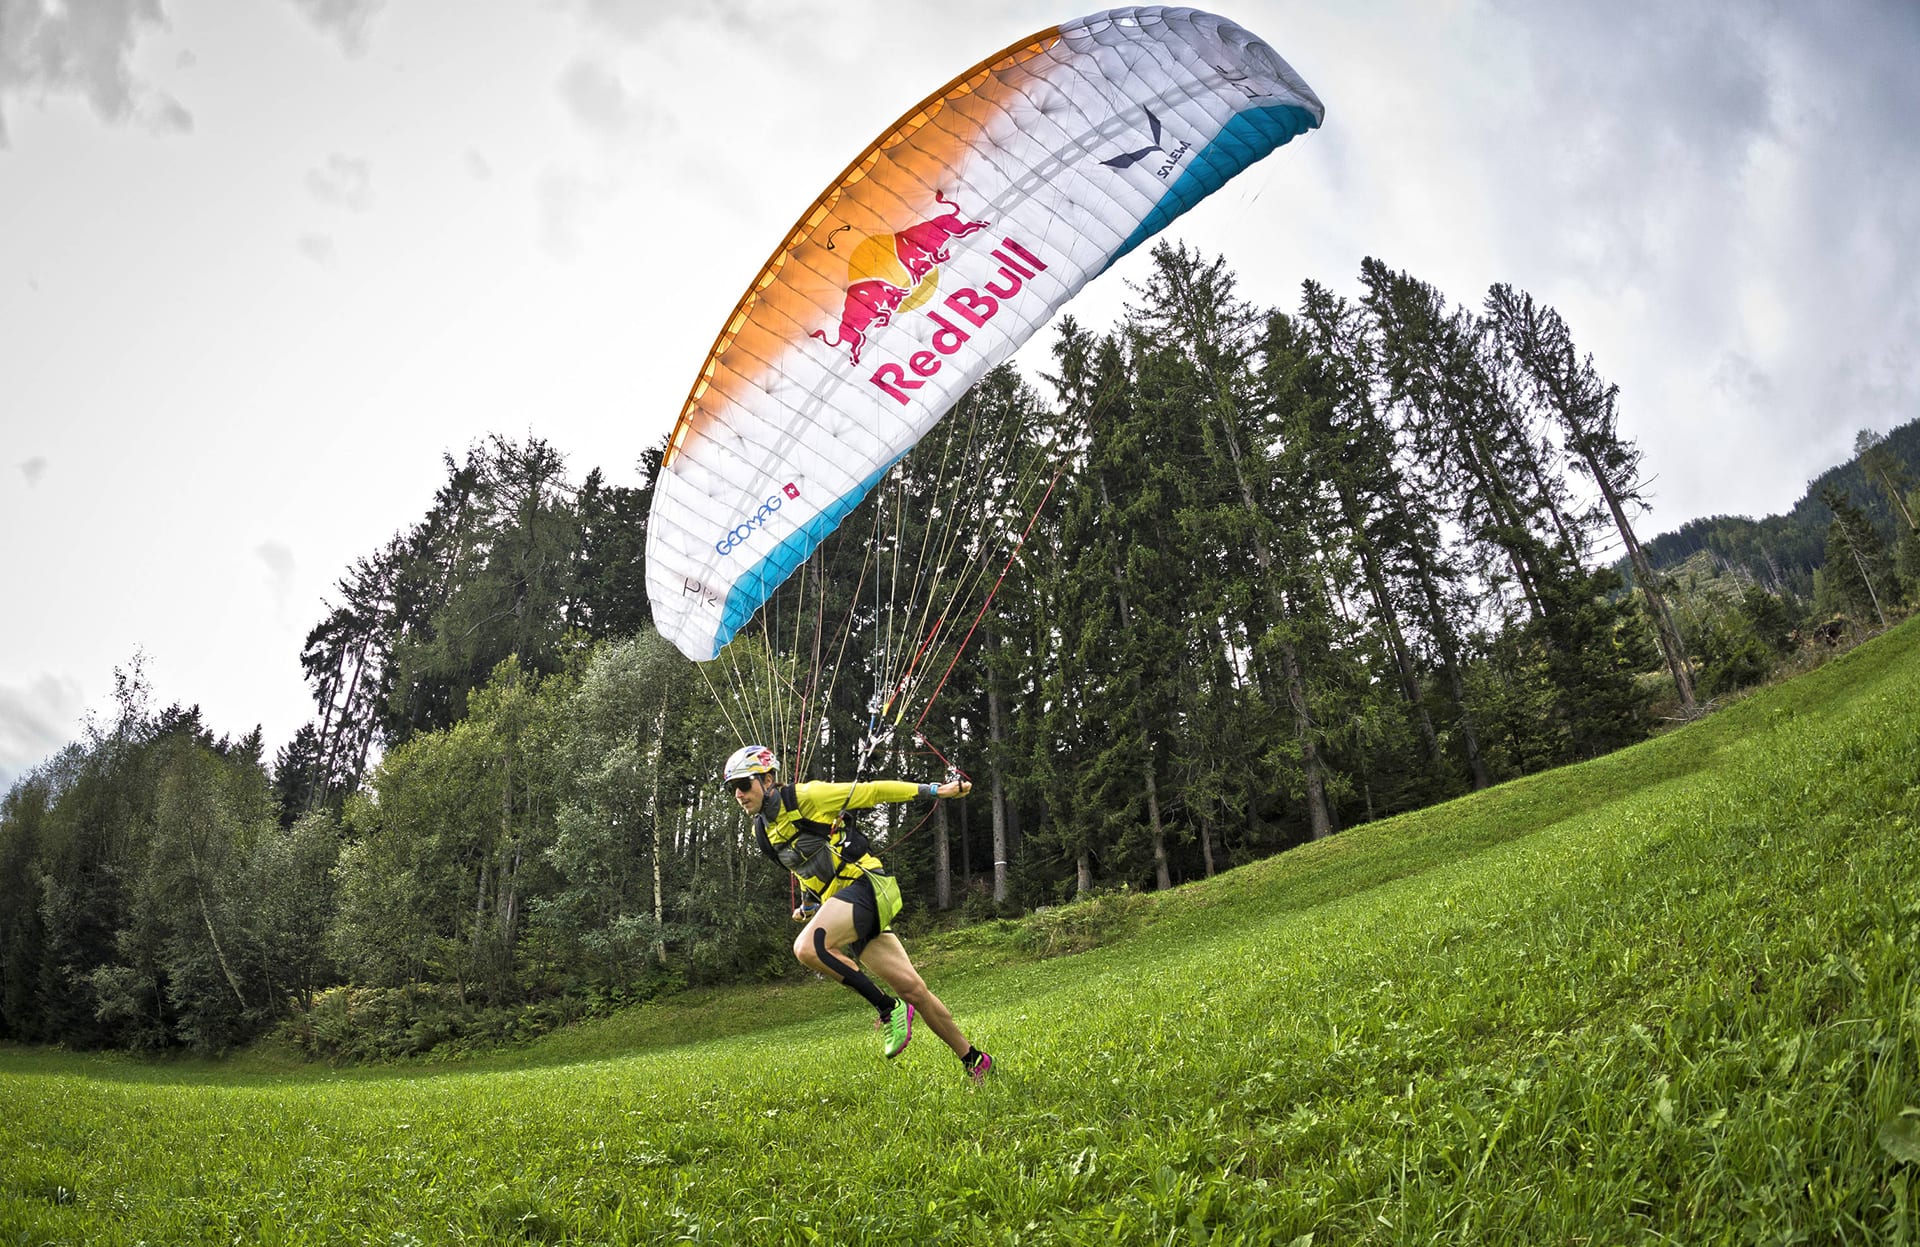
[1640,416,1920,594]
[5,620,1919,1244]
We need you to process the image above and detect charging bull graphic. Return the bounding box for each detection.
[812,191,991,366]
[810,279,911,368]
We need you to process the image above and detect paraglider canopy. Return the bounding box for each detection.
[645,6,1325,663]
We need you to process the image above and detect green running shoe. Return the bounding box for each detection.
[882,1002,914,1058]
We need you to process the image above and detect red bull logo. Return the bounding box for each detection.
[871,236,1052,405]
[866,237,1047,405]
[811,191,992,367]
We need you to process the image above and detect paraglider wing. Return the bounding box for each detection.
[646,6,1325,661]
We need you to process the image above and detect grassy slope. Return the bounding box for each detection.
[5,622,1919,1245]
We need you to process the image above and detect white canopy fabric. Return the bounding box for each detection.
[646,6,1325,661]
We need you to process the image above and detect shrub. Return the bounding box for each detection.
[1016,888,1143,958]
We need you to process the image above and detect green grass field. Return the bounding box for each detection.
[7,622,1920,1245]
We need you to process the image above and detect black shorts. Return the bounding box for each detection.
[837,871,902,959]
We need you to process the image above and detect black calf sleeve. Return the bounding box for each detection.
[812,927,894,1016]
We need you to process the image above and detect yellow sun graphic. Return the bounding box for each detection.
[845,233,940,311]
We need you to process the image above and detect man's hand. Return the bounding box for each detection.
[937,778,973,799]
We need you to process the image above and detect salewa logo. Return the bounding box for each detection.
[1100,107,1191,181]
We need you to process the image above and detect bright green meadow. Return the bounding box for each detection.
[6,622,1920,1245]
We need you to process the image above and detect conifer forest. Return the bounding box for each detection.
[5,243,1918,1057]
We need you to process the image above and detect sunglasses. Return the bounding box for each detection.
[727,777,757,794]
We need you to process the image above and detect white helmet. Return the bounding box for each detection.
[722,744,779,784]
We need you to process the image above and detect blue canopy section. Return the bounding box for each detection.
[1103,101,1321,274]
[714,459,901,659]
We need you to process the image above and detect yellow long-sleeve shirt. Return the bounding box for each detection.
[753,780,923,902]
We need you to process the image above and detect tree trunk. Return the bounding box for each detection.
[196,882,249,1010]
[957,796,971,894]
[473,863,490,951]
[648,695,668,964]
[1091,474,1179,889]
[497,745,518,960]
[1197,615,1239,878]
[1197,387,1334,838]
[1490,380,1582,561]
[988,673,1010,904]
[934,801,952,911]
[1144,748,1172,889]
[499,844,520,944]
[1463,423,1550,621]
[1588,454,1695,712]
[1849,543,1889,626]
[1279,636,1333,840]
[1407,536,1491,788]
[1335,478,1443,768]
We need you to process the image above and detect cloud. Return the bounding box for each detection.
[256,541,296,611]
[285,0,384,57]
[465,148,493,181]
[567,0,808,43]
[19,456,47,486]
[0,0,193,145]
[1710,352,1774,409]
[567,0,678,42]
[558,57,653,140]
[537,168,615,262]
[297,233,337,265]
[255,540,295,580]
[0,672,85,796]
[1454,0,1920,520]
[306,153,373,211]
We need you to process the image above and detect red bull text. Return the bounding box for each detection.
[868,237,1048,405]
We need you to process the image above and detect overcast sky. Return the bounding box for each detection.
[4,0,1917,792]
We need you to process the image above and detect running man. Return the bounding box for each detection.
[723,744,993,1084]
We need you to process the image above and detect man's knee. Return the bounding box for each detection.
[793,931,820,968]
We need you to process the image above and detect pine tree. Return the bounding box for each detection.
[1484,283,1696,715]
[299,536,410,802]
[572,459,657,639]
[0,769,56,1042]
[1297,280,1477,795]
[383,452,484,741]
[1132,241,1334,840]
[1066,333,1186,888]
[1030,321,1139,892]
[1856,429,1917,534]
[1340,268,1496,787]
[269,723,328,826]
[1362,259,1568,625]
[1820,486,1895,626]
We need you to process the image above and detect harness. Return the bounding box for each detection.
[754,783,877,903]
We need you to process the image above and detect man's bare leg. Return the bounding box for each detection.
[858,932,970,1058]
